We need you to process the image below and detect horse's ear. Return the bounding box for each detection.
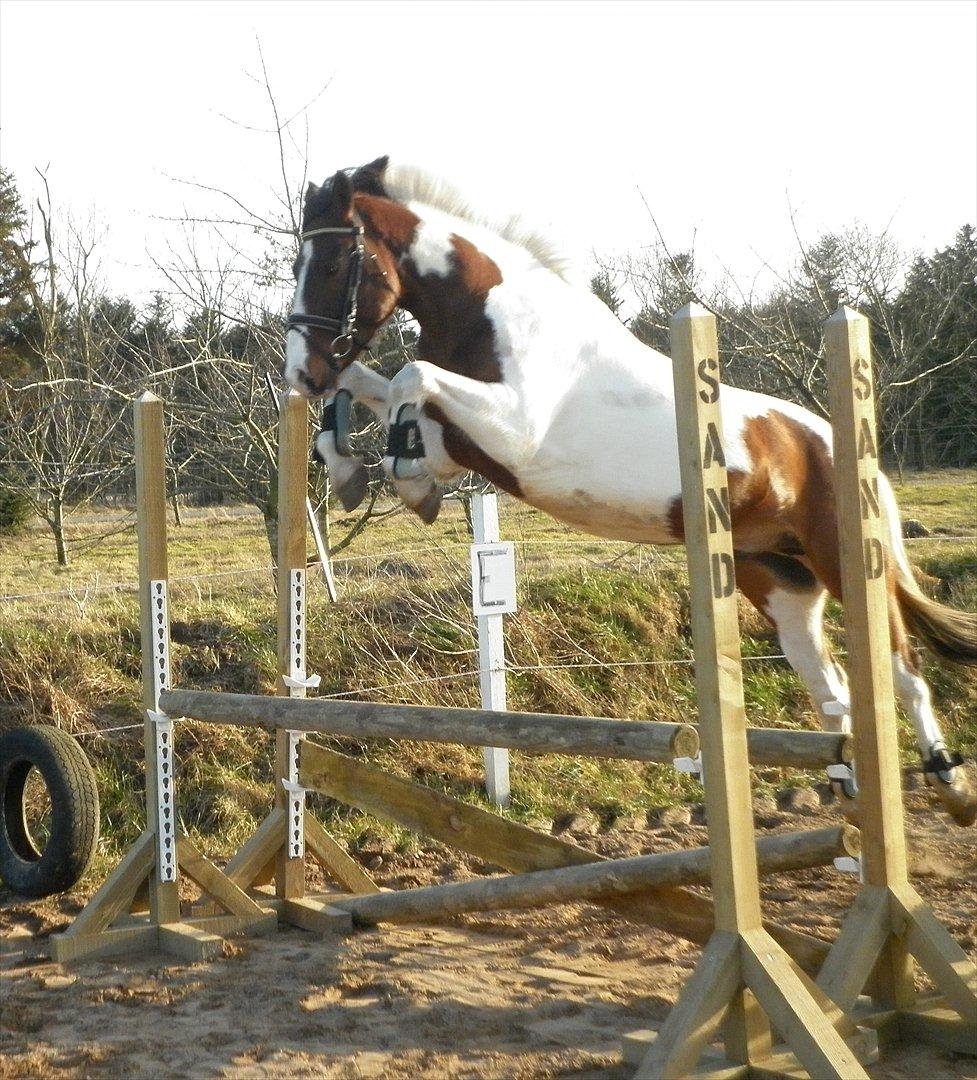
[331,170,353,215]
[305,180,319,200]
[352,156,390,196]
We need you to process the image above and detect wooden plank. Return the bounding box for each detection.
[670,303,771,1063]
[50,923,158,964]
[158,922,224,962]
[897,1002,977,1055]
[817,886,891,1013]
[59,829,154,938]
[304,812,380,894]
[742,928,869,1080]
[623,1032,749,1078]
[824,306,915,1009]
[135,392,181,925]
[186,912,278,937]
[223,808,287,890]
[276,390,310,903]
[282,897,354,935]
[161,688,700,764]
[670,303,762,934]
[176,835,268,919]
[634,931,740,1079]
[892,883,977,1021]
[723,988,772,1068]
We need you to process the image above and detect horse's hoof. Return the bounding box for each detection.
[829,780,860,824]
[414,487,443,524]
[925,768,977,827]
[390,471,441,524]
[336,463,369,512]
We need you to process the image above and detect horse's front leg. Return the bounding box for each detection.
[383,360,524,522]
[313,361,390,511]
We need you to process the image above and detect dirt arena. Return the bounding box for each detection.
[2,777,975,1079]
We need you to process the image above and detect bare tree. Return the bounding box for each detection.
[0,173,128,564]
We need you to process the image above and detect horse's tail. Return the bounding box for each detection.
[880,473,977,666]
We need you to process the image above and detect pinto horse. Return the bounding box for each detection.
[284,156,977,826]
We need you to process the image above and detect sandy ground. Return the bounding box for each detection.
[2,777,976,1080]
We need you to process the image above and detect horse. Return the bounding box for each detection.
[283,155,977,826]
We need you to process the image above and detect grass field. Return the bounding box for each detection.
[1,469,974,879]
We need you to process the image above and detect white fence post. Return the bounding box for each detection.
[470,492,513,807]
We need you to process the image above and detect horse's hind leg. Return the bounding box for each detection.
[888,600,976,825]
[735,554,855,801]
[736,554,849,719]
[795,499,976,825]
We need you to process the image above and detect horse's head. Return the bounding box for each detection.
[285,158,400,396]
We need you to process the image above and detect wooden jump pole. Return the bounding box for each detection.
[814,307,977,1049]
[330,826,859,926]
[160,687,849,770]
[160,688,701,763]
[631,305,869,1080]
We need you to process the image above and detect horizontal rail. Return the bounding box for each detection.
[329,825,859,926]
[741,727,853,768]
[160,689,700,763]
[163,689,851,770]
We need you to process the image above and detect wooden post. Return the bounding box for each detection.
[275,390,310,902]
[816,306,977,1039]
[633,304,867,1079]
[472,492,510,806]
[135,392,181,925]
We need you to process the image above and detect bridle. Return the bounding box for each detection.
[285,223,371,367]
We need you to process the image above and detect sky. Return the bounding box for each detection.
[1,0,975,311]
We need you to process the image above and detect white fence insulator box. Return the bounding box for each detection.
[470,542,517,616]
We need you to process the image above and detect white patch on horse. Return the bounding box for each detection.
[892,650,945,752]
[383,161,577,282]
[406,220,454,278]
[285,240,313,390]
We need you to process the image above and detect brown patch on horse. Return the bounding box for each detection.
[353,193,420,252]
[666,407,836,572]
[422,402,523,496]
[355,193,504,383]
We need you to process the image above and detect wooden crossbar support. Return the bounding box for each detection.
[631,304,870,1080]
[52,393,326,964]
[161,688,701,763]
[330,826,859,926]
[813,307,977,1048]
[298,741,839,971]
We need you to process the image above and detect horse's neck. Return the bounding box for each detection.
[357,192,661,384]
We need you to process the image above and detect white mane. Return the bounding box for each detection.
[381,162,576,283]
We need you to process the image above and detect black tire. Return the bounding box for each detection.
[0,725,100,897]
